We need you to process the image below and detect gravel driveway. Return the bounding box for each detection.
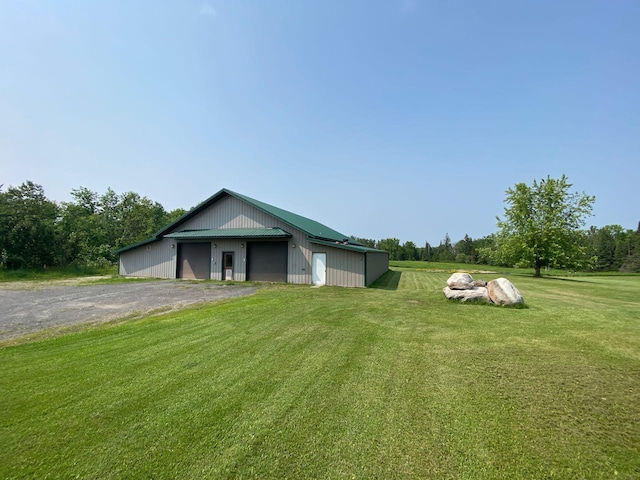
[0,280,257,341]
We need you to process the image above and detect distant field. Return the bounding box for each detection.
[1,268,639,478]
[389,260,619,277]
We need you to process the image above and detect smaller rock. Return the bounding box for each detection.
[443,286,491,303]
[473,279,487,287]
[487,278,524,306]
[446,272,474,290]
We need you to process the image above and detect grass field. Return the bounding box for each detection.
[0,265,118,283]
[1,267,639,479]
[389,260,608,277]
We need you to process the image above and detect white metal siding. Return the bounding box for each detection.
[320,247,365,288]
[180,195,278,231]
[119,238,176,278]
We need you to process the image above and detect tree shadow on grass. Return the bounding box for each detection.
[507,273,597,284]
[536,276,597,284]
[369,270,402,291]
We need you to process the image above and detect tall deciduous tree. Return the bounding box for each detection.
[401,240,418,261]
[455,234,476,263]
[592,225,625,270]
[493,175,595,277]
[377,238,401,260]
[0,181,58,269]
[58,187,178,267]
[474,235,496,265]
[1,180,190,270]
[116,192,167,249]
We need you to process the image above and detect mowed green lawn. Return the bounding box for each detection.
[1,269,639,479]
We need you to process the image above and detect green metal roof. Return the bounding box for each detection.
[226,190,361,243]
[307,237,388,254]
[114,237,159,254]
[165,228,292,239]
[116,188,381,255]
[157,188,365,243]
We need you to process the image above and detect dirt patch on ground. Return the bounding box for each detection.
[0,276,112,290]
[0,280,257,342]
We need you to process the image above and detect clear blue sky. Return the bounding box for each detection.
[2,1,639,246]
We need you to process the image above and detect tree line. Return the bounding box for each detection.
[2,177,639,273]
[356,225,640,273]
[0,181,186,269]
[352,234,492,264]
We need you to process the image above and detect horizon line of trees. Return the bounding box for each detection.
[2,180,639,273]
[354,224,640,273]
[353,233,485,264]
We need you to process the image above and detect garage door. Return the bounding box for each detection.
[177,243,210,280]
[247,242,288,282]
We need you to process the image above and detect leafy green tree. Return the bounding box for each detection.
[474,235,496,265]
[0,181,58,269]
[99,187,121,250]
[492,175,595,277]
[2,181,185,270]
[618,222,640,272]
[454,234,476,263]
[58,187,175,267]
[116,192,167,250]
[421,241,433,261]
[591,225,625,271]
[57,187,104,266]
[351,237,377,248]
[166,208,187,224]
[378,238,401,260]
[432,234,455,262]
[401,241,418,261]
[0,184,9,266]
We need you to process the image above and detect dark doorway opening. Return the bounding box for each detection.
[246,242,288,282]
[177,243,211,280]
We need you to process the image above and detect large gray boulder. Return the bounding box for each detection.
[446,272,475,290]
[443,286,490,303]
[487,278,524,305]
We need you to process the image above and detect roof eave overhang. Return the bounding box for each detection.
[307,237,388,254]
[114,237,161,254]
[164,230,293,240]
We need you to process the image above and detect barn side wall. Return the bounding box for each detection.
[325,247,366,288]
[365,251,390,286]
[119,238,177,278]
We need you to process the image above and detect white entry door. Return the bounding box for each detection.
[312,253,327,286]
